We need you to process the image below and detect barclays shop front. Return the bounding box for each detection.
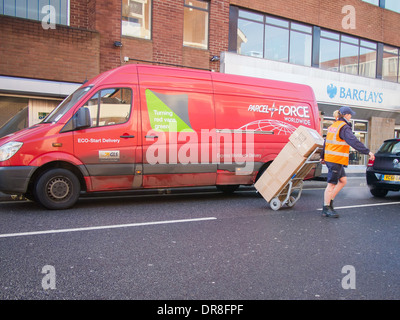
[221,52,400,166]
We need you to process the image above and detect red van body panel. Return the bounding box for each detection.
[0,64,321,208]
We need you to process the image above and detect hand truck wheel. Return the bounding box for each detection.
[270,197,282,211]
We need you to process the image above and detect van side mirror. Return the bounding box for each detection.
[73,107,91,130]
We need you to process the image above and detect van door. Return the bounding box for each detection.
[72,86,140,191]
[138,69,217,188]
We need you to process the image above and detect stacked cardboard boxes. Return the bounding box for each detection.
[255,126,324,203]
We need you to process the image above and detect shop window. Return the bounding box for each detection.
[354,121,368,132]
[122,0,152,39]
[0,0,69,25]
[0,97,29,138]
[183,0,209,50]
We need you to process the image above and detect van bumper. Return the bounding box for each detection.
[0,166,36,194]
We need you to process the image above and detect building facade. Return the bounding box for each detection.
[1,0,400,164]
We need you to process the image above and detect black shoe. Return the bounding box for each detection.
[322,205,339,218]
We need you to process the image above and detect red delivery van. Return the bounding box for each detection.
[0,64,321,209]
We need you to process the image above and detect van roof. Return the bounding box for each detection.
[85,64,316,102]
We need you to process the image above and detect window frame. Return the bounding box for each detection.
[230,6,398,82]
[319,29,378,78]
[82,87,133,129]
[0,0,70,26]
[382,45,400,83]
[183,0,210,50]
[237,8,313,66]
[121,0,153,40]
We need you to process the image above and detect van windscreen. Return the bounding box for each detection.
[42,86,93,123]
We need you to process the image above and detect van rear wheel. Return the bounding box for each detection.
[34,168,80,210]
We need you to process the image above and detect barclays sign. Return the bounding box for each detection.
[327,84,384,104]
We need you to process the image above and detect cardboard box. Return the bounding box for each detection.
[289,125,324,157]
[255,142,307,202]
[255,127,323,203]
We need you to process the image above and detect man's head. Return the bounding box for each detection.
[339,106,356,116]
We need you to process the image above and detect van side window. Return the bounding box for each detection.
[84,88,132,127]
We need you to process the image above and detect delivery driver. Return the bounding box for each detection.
[320,106,375,218]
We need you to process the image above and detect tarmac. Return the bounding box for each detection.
[0,165,367,202]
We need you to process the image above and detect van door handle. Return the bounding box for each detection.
[145,135,158,139]
[120,134,135,138]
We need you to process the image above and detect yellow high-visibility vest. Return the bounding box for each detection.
[325,121,350,166]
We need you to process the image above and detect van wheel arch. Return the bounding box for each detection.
[27,162,86,209]
[28,161,86,194]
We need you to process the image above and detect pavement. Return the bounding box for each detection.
[0,165,367,202]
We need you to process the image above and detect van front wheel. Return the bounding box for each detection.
[34,168,80,210]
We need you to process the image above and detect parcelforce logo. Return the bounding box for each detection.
[248,103,310,118]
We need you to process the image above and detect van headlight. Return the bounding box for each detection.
[0,142,23,161]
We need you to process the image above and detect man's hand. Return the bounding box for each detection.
[368,152,375,162]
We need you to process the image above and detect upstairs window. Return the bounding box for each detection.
[122,0,152,39]
[237,9,312,67]
[385,0,400,14]
[382,45,399,83]
[0,0,69,25]
[183,0,209,50]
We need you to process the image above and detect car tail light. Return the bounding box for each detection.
[367,158,375,167]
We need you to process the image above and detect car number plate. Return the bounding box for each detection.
[382,175,400,182]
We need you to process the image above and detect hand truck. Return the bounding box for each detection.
[268,147,322,211]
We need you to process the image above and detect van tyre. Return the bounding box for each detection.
[34,169,80,210]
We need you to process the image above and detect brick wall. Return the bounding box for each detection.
[122,0,230,71]
[91,0,122,73]
[70,0,89,29]
[1,0,399,84]
[0,15,100,83]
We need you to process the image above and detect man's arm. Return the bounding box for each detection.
[339,125,375,160]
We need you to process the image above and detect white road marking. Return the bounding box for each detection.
[0,217,217,239]
[317,201,400,210]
